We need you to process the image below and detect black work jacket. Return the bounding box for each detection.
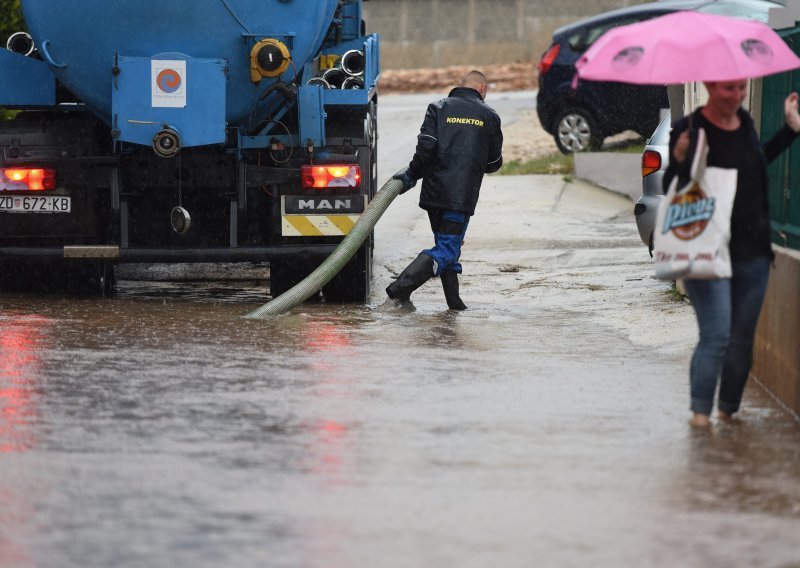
[406,87,503,215]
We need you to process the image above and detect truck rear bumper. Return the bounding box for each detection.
[0,245,336,263]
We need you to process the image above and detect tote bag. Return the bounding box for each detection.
[653,127,737,280]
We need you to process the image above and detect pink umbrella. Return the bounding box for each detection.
[574,10,800,85]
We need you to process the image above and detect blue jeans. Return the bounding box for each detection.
[423,209,470,276]
[683,257,770,416]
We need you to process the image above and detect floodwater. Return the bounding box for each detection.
[2,269,800,568]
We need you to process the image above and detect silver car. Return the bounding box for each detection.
[634,112,670,253]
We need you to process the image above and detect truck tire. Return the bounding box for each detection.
[0,262,114,296]
[0,263,11,292]
[322,240,372,302]
[62,263,115,296]
[269,260,314,299]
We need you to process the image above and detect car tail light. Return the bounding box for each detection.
[537,44,561,76]
[641,150,662,178]
[2,168,57,191]
[301,165,361,189]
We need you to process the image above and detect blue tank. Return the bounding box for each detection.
[21,0,340,125]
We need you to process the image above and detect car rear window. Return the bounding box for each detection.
[569,11,672,53]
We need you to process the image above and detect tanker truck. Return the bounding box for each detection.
[0,0,380,301]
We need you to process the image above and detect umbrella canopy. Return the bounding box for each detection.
[574,10,800,85]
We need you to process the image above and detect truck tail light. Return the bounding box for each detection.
[641,150,662,178]
[301,165,361,189]
[537,44,560,77]
[2,168,57,191]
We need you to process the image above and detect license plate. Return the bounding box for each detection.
[0,195,71,213]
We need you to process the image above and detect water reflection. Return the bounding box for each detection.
[682,406,800,517]
[0,314,48,453]
[0,314,49,568]
[298,319,358,483]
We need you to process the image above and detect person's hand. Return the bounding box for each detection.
[672,130,691,163]
[785,92,800,133]
[392,169,417,194]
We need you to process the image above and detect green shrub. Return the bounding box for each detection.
[0,0,24,43]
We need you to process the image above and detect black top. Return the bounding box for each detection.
[664,107,797,261]
[406,87,504,215]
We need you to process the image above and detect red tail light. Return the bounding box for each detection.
[301,165,361,189]
[641,150,662,178]
[2,168,57,191]
[537,44,561,76]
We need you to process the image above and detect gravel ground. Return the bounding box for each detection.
[501,110,558,162]
[379,63,538,95]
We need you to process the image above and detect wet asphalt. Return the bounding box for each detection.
[1,93,800,567]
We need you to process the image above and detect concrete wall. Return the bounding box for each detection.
[574,153,641,202]
[752,246,800,419]
[363,0,646,69]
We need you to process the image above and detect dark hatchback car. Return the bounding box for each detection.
[536,0,705,153]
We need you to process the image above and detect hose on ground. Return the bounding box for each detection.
[244,173,404,319]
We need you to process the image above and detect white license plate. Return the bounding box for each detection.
[0,195,71,213]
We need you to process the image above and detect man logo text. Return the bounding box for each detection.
[298,199,352,211]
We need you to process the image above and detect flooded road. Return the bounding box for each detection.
[2,93,800,567]
[3,280,800,567]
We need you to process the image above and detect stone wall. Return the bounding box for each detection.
[363,0,646,69]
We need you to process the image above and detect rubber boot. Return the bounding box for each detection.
[441,270,467,310]
[386,253,435,302]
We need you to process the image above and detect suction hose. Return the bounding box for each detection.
[244,173,404,319]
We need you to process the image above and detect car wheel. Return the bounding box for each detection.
[554,108,602,154]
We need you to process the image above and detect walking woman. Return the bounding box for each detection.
[665,80,800,427]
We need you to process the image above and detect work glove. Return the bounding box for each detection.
[392,169,417,194]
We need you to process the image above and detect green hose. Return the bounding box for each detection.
[244,174,404,319]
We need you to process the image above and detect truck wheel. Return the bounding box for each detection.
[323,240,372,303]
[269,260,314,299]
[0,262,113,295]
[0,263,11,291]
[63,263,115,296]
[0,263,37,293]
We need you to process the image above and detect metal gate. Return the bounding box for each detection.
[762,26,800,251]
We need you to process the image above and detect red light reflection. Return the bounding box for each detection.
[308,419,350,479]
[303,323,351,352]
[300,321,359,483]
[0,316,47,453]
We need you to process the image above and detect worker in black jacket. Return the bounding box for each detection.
[387,70,504,310]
